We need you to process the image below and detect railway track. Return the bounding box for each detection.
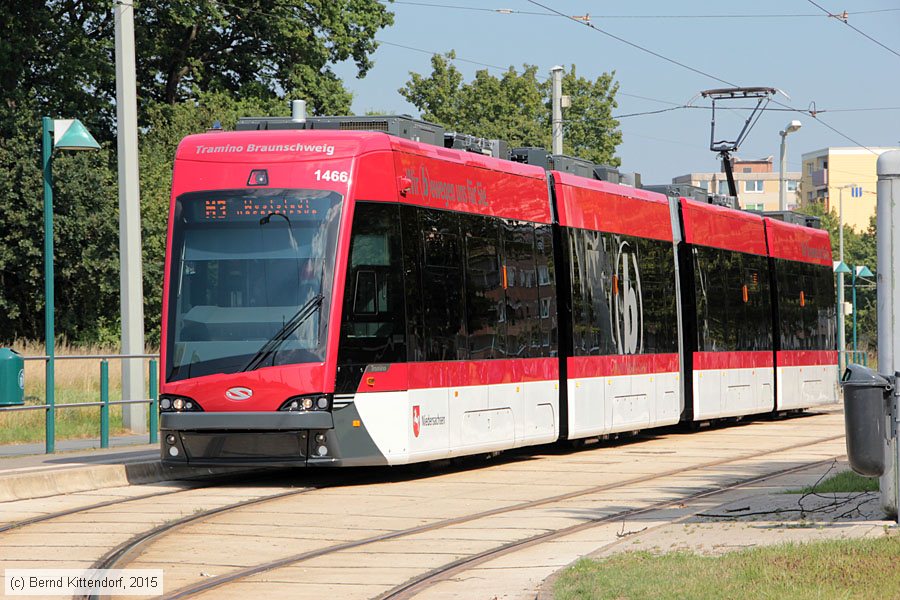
[127,431,842,599]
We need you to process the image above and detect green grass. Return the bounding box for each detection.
[787,470,880,495]
[0,388,136,445]
[554,537,900,600]
[0,341,153,446]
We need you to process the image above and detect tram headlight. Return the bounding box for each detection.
[159,395,203,413]
[279,394,332,412]
[315,433,326,444]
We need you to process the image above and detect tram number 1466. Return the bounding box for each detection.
[314,169,350,183]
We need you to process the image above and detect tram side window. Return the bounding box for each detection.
[637,238,678,354]
[503,221,539,358]
[535,224,558,356]
[694,246,772,352]
[777,260,836,352]
[464,214,505,359]
[569,229,616,357]
[336,202,406,386]
[694,247,731,351]
[420,209,468,361]
[400,205,426,361]
[815,264,837,350]
[742,254,773,351]
[776,259,804,350]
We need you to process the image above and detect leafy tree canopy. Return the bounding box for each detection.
[399,52,622,166]
[0,1,392,345]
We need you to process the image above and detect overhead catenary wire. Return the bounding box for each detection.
[384,1,899,20]
[213,0,881,154]
[524,0,878,153]
[805,0,900,60]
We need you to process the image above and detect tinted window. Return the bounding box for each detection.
[336,202,407,391]
[693,247,772,352]
[167,189,342,382]
[774,259,835,351]
[535,224,558,356]
[503,221,538,358]
[568,228,677,357]
[419,209,467,360]
[464,215,504,359]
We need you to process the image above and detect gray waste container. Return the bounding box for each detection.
[841,364,891,477]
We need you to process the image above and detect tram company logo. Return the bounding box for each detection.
[225,387,253,401]
[412,405,421,437]
[609,240,644,355]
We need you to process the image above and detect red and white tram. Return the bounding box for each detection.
[158,114,837,466]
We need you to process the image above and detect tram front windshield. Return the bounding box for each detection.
[166,189,342,382]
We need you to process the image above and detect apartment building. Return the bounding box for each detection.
[800,146,899,232]
[671,156,801,212]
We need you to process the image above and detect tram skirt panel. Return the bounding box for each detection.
[776,364,839,410]
[566,371,680,439]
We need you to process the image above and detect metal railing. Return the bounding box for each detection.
[0,353,159,453]
[840,350,869,371]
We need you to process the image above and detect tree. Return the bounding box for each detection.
[0,1,394,345]
[135,0,394,111]
[399,53,622,165]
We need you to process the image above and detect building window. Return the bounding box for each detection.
[742,167,752,173]
[807,191,813,201]
[786,180,799,192]
[717,180,730,195]
[745,202,764,211]
[744,180,764,193]
[807,163,813,175]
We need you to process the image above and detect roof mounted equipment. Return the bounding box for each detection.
[236,114,446,147]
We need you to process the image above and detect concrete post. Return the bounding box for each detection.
[876,149,900,518]
[838,187,846,369]
[550,66,563,155]
[779,132,787,211]
[115,0,147,433]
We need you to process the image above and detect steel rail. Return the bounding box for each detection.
[0,470,288,534]
[379,455,844,599]
[84,486,321,600]
[160,431,845,600]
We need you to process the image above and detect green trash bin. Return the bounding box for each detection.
[0,348,25,406]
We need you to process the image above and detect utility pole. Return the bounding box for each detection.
[115,0,147,433]
[551,66,564,155]
[876,150,900,519]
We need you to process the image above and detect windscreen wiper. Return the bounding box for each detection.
[241,294,324,372]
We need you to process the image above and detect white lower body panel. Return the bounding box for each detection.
[692,367,774,420]
[566,372,680,440]
[776,364,839,410]
[352,381,559,466]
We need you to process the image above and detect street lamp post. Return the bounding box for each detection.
[835,184,859,369]
[834,260,851,370]
[41,117,100,453]
[852,264,874,359]
[779,120,802,211]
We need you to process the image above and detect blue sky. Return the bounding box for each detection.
[334,0,900,183]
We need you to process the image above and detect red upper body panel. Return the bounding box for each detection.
[553,172,673,240]
[764,217,833,266]
[681,198,768,256]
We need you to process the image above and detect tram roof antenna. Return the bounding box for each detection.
[698,86,776,200]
